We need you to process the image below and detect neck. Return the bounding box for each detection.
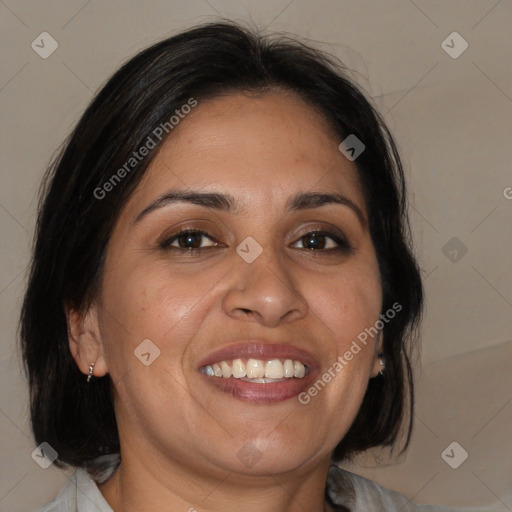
[98,447,333,512]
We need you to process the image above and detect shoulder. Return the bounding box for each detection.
[34,467,113,512]
[326,464,491,512]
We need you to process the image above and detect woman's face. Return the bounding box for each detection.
[78,91,384,477]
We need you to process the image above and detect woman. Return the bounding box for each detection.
[21,21,457,511]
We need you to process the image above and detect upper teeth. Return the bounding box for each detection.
[201,358,308,379]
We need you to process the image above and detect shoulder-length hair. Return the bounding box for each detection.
[20,21,423,467]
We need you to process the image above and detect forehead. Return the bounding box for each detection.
[128,91,365,215]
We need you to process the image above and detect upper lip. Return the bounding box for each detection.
[197,341,320,371]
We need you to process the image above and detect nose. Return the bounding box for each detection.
[222,247,308,328]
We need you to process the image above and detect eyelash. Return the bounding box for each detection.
[159,228,352,255]
[293,231,352,253]
[159,229,218,254]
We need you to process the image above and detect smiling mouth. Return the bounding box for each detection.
[197,342,319,402]
[200,358,310,382]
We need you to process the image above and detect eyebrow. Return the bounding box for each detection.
[286,192,366,228]
[134,190,235,223]
[134,189,366,228]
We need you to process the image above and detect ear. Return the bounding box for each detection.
[370,331,385,378]
[66,302,108,379]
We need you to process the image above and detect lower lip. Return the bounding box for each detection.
[199,372,317,403]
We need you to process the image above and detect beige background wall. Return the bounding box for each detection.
[1,1,510,510]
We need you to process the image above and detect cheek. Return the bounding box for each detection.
[309,262,382,349]
[298,256,382,415]
[297,267,381,444]
[98,257,223,371]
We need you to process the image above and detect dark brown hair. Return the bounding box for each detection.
[20,21,423,467]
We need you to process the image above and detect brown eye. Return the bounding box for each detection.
[160,229,218,252]
[293,231,351,252]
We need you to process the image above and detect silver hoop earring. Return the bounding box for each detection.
[86,362,95,383]
[378,353,385,376]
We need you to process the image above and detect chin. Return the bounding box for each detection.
[213,434,327,477]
